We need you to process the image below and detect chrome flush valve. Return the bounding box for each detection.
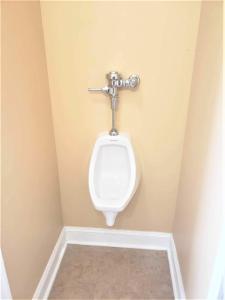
[88,71,140,135]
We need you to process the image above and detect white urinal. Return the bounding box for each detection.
[88,133,139,226]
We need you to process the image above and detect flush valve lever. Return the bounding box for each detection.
[88,87,110,94]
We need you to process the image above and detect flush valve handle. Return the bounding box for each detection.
[88,86,110,94]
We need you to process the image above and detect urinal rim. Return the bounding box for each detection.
[88,133,137,212]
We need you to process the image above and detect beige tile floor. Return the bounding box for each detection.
[49,244,174,299]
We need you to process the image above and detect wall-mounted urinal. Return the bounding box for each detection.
[88,71,140,226]
[89,133,139,226]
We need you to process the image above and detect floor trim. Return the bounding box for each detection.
[65,226,171,250]
[32,229,67,300]
[168,237,186,299]
[33,226,185,299]
[0,249,12,299]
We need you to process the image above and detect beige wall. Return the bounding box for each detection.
[1,2,63,298]
[41,1,201,231]
[173,1,223,298]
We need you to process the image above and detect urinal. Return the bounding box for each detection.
[88,133,139,226]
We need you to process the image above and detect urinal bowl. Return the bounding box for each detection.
[88,133,139,226]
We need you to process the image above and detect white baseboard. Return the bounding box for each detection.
[0,249,12,300]
[65,226,171,250]
[168,236,186,299]
[32,229,67,300]
[33,226,185,300]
